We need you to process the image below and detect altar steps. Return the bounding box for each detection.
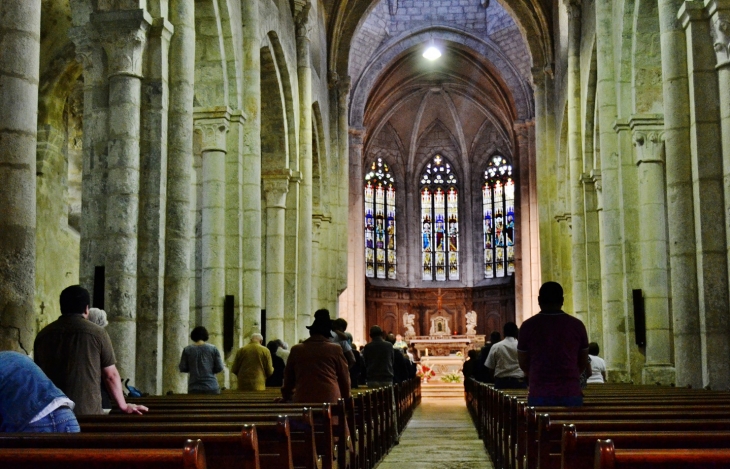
[421,381,465,399]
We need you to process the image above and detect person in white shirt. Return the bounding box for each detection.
[485,322,527,389]
[587,342,607,383]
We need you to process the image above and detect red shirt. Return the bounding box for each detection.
[517,311,589,399]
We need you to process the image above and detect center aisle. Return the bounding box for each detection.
[376,397,493,469]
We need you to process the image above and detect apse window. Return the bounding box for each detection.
[420,154,459,281]
[365,158,396,279]
[483,155,515,278]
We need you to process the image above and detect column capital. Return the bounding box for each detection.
[289,170,303,184]
[531,67,546,88]
[349,127,365,145]
[194,106,231,152]
[706,0,730,67]
[630,114,665,165]
[613,118,631,133]
[149,17,174,41]
[563,0,582,19]
[91,9,152,78]
[263,170,292,208]
[679,1,709,29]
[513,121,532,141]
[294,1,312,38]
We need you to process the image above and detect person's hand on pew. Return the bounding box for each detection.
[119,402,149,414]
[273,397,290,403]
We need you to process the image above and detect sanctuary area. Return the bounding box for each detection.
[3,0,730,395]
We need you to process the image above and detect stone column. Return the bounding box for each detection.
[707,0,730,312]
[311,215,323,314]
[514,123,534,322]
[295,2,314,336]
[194,107,230,352]
[162,0,195,393]
[630,116,675,384]
[531,68,552,283]
[227,110,245,352]
[241,0,263,339]
[263,173,290,340]
[565,0,588,323]
[680,1,730,389]
[285,172,301,343]
[0,0,40,353]
[93,9,151,383]
[596,0,629,382]
[336,77,351,300]
[583,172,603,341]
[347,128,365,340]
[136,17,173,396]
[658,0,701,388]
[69,28,109,303]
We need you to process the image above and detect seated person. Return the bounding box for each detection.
[0,351,80,433]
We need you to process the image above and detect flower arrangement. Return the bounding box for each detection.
[416,364,436,382]
[440,372,462,383]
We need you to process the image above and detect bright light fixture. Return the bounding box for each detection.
[423,45,442,61]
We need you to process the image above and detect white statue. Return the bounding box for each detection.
[403,312,416,338]
[465,311,477,335]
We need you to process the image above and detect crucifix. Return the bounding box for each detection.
[428,288,444,311]
[40,301,45,316]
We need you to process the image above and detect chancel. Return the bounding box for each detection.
[4,0,730,466]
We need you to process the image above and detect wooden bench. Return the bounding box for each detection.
[594,439,730,469]
[79,414,318,469]
[0,438,206,469]
[561,426,730,469]
[0,427,263,469]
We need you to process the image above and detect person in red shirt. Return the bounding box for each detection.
[517,282,589,406]
[280,309,351,403]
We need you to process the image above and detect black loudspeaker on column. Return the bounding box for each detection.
[93,266,105,309]
[223,295,234,355]
[632,289,646,347]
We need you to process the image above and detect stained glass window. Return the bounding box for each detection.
[365,158,396,279]
[420,155,459,281]
[483,155,515,278]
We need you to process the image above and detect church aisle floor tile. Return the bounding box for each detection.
[376,397,493,469]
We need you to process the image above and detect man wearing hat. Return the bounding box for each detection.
[280,309,351,403]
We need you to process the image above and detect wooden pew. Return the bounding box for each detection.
[0,427,262,469]
[79,414,318,469]
[561,425,730,469]
[594,439,730,469]
[0,438,206,469]
[534,410,730,469]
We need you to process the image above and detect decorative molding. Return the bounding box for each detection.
[630,114,665,165]
[193,106,231,153]
[563,0,582,19]
[707,0,730,68]
[294,1,312,38]
[262,172,291,209]
[91,9,152,78]
[679,1,709,29]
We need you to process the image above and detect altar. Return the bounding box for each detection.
[409,335,485,357]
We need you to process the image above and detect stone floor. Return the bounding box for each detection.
[376,397,494,469]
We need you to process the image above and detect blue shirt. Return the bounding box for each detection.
[0,351,67,432]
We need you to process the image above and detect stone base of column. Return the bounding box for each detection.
[606,369,632,384]
[641,365,676,386]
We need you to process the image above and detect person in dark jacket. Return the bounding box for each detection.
[387,333,410,383]
[266,339,287,387]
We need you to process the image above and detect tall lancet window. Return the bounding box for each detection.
[420,155,459,281]
[483,155,515,278]
[365,158,396,279]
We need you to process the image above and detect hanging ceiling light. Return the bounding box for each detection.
[423,40,442,61]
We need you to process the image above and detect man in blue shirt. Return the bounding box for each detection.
[0,351,79,432]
